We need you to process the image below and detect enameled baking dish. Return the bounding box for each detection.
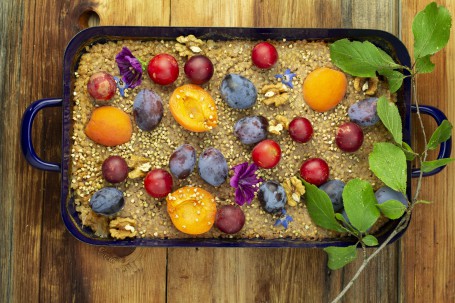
[21,27,452,247]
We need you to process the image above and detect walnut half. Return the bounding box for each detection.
[354,77,378,96]
[261,83,289,107]
[282,176,306,207]
[109,217,138,239]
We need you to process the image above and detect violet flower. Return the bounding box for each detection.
[275,209,293,229]
[275,69,297,88]
[230,162,263,206]
[115,47,143,89]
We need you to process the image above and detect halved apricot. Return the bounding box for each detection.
[84,106,132,146]
[166,186,217,235]
[169,84,218,132]
[303,67,347,112]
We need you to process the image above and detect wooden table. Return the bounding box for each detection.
[2,0,454,302]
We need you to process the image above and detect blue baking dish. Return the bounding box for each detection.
[21,27,451,247]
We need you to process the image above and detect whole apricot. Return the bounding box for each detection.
[167,186,217,235]
[169,84,218,132]
[303,67,347,112]
[84,106,132,146]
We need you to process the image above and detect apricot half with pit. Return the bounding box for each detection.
[169,84,218,132]
[167,186,217,235]
[84,106,132,146]
[303,67,347,112]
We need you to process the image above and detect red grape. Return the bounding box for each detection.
[252,139,281,169]
[335,122,364,152]
[144,169,173,198]
[288,117,313,143]
[300,158,329,186]
[87,71,117,104]
[102,156,128,183]
[215,205,245,234]
[251,42,278,69]
[147,54,179,85]
[184,55,214,85]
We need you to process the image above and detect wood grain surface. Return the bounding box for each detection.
[0,0,453,302]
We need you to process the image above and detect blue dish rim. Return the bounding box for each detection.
[61,26,412,247]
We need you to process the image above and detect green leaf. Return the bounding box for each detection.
[342,179,380,233]
[330,39,402,77]
[335,213,347,224]
[427,120,453,150]
[401,142,417,161]
[369,142,407,193]
[421,158,455,173]
[378,69,405,93]
[362,235,379,247]
[415,55,435,73]
[302,181,345,232]
[376,200,407,219]
[413,2,452,59]
[377,96,402,144]
[324,245,358,270]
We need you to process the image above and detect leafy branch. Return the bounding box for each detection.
[303,2,454,302]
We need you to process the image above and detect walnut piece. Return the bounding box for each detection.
[175,35,205,57]
[127,155,151,179]
[353,77,378,96]
[109,217,138,239]
[282,176,306,207]
[260,83,289,107]
[268,115,290,135]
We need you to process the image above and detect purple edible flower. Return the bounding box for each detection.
[275,69,297,88]
[115,47,143,89]
[230,162,263,206]
[274,209,293,229]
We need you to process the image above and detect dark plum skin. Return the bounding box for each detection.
[319,180,345,212]
[234,115,268,144]
[220,74,257,109]
[348,97,379,127]
[89,187,125,216]
[215,205,246,234]
[198,147,228,186]
[87,71,117,104]
[375,186,408,206]
[258,181,287,213]
[133,89,164,131]
[102,156,129,183]
[169,144,197,179]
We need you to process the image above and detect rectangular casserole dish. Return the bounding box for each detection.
[21,26,451,247]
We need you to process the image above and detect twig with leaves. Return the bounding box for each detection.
[302,3,454,302]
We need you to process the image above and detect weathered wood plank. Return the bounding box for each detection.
[401,1,455,302]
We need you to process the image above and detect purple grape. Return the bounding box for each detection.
[234,115,268,144]
[102,155,129,183]
[198,147,228,186]
[258,181,287,214]
[215,205,246,234]
[133,89,164,131]
[348,97,379,127]
[169,144,196,179]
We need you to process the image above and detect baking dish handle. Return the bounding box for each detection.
[21,98,62,172]
[411,105,452,178]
